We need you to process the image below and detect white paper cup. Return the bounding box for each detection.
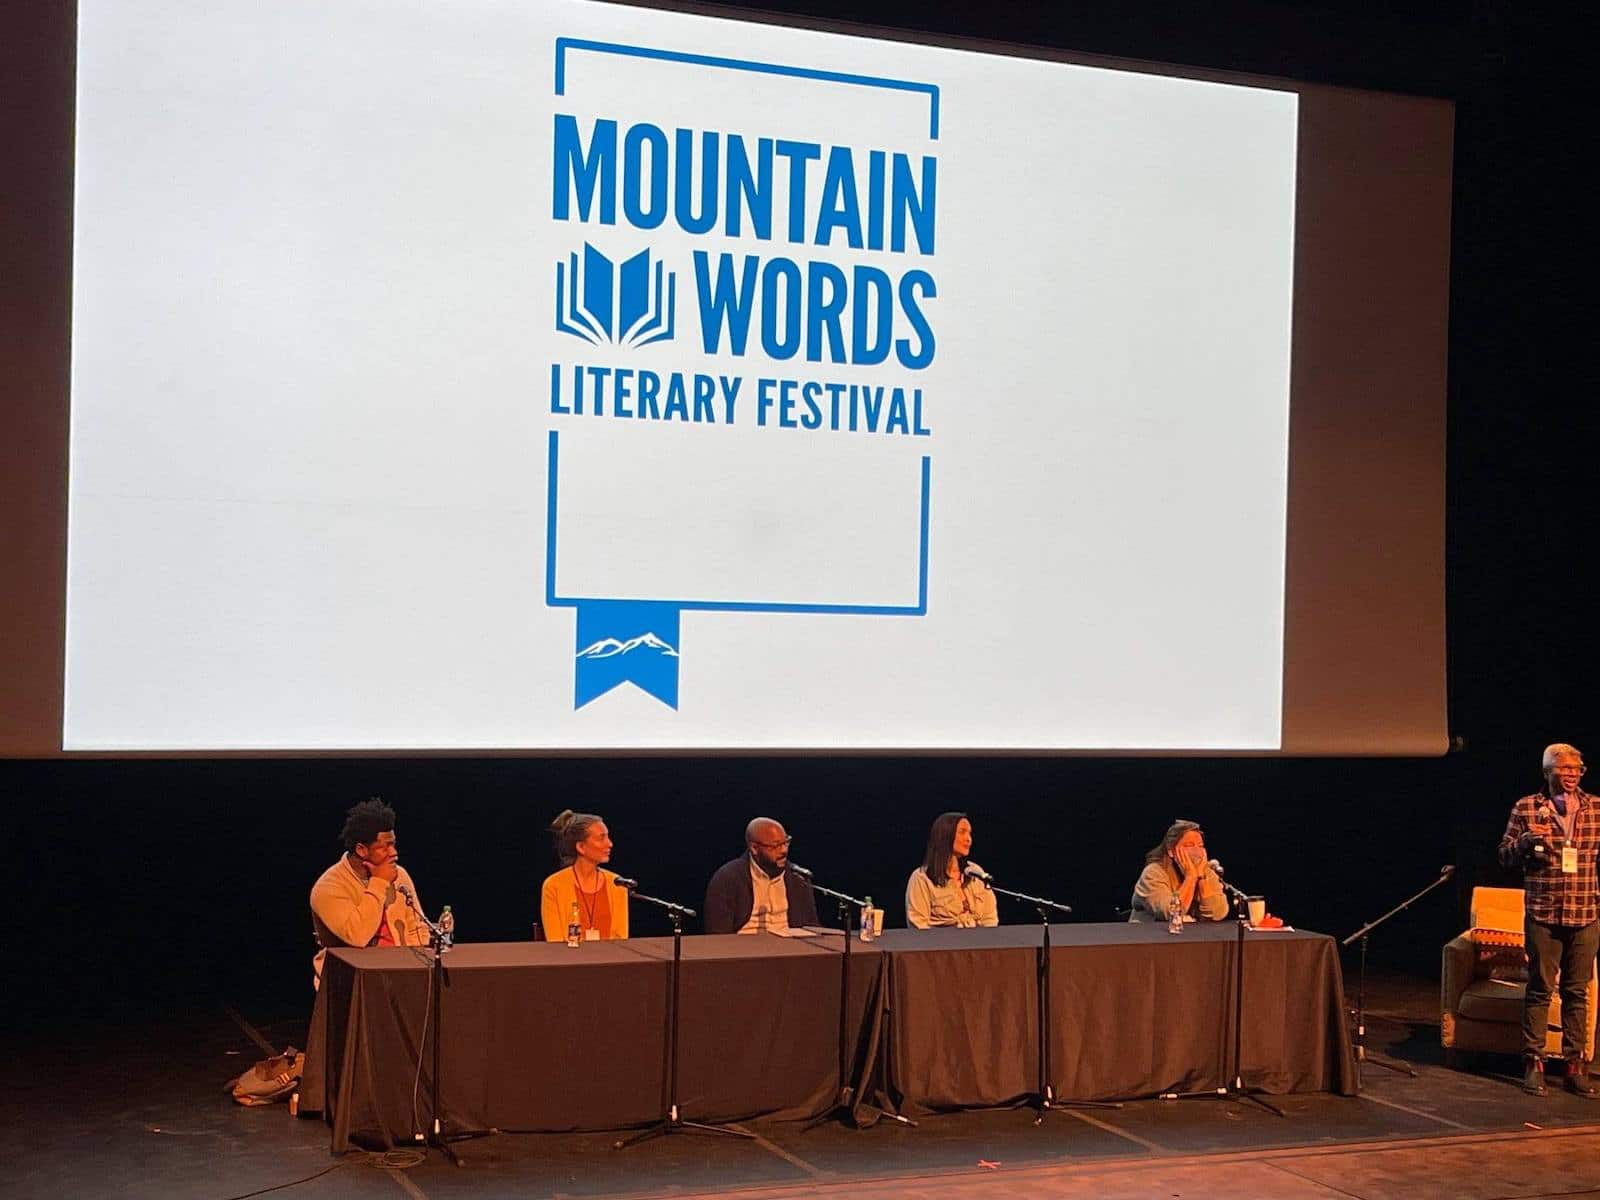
[1247,896,1266,926]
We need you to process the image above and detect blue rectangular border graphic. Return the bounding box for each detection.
[554,37,941,140]
[545,431,930,616]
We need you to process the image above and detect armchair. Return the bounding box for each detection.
[1441,886,1596,1066]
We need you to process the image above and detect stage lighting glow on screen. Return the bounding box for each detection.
[65,0,1297,750]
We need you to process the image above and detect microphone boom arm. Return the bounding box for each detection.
[398,884,450,946]
[789,864,868,909]
[627,889,698,919]
[1341,866,1454,947]
[809,881,869,909]
[987,882,1073,916]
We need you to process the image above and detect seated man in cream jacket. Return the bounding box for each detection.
[310,798,428,986]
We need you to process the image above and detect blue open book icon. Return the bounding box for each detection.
[556,243,677,347]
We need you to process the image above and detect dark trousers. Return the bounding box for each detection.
[1524,916,1600,1059]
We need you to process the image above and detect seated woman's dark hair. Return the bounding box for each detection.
[921,811,970,885]
[1144,819,1202,865]
[341,797,396,850]
[549,809,604,866]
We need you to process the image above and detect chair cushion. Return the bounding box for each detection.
[1458,977,1527,1024]
[1471,886,1524,933]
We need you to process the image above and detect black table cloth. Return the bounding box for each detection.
[302,921,1353,1150]
[306,933,885,1151]
[876,922,1355,1113]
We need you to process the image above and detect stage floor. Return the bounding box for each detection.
[7,972,1600,1200]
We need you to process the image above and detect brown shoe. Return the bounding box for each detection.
[1566,1060,1600,1098]
[1523,1056,1547,1096]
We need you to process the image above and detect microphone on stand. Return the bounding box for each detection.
[963,863,995,885]
[612,876,640,890]
[787,864,814,879]
[397,884,452,947]
[1208,861,1250,903]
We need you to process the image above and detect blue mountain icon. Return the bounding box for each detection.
[574,631,680,661]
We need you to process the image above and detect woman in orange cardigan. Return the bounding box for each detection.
[540,809,630,941]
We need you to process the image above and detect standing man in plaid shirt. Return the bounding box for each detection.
[1499,743,1600,1097]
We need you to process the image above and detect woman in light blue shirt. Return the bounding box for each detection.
[905,811,999,929]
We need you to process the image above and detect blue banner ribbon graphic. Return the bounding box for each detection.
[573,600,681,709]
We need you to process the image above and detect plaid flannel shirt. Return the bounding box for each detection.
[1499,790,1600,927]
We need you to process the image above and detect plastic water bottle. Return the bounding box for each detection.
[566,901,582,948]
[438,905,454,949]
[861,896,876,942]
[1168,896,1184,935]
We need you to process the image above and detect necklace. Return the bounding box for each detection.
[572,864,603,933]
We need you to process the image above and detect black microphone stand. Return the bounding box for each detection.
[398,890,477,1165]
[1172,876,1286,1118]
[1340,866,1454,1087]
[801,879,916,1131]
[615,888,755,1150]
[987,880,1122,1123]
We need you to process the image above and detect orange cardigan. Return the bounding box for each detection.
[540,867,630,940]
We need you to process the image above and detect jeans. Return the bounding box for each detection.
[1524,916,1600,1059]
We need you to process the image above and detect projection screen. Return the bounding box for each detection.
[0,0,1452,754]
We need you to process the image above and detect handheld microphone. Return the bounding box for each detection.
[612,876,639,891]
[963,863,994,885]
[787,863,814,879]
[1532,807,1553,854]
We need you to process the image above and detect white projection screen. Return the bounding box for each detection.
[0,0,1452,755]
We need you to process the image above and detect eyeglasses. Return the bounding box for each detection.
[751,837,793,850]
[1552,765,1587,774]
